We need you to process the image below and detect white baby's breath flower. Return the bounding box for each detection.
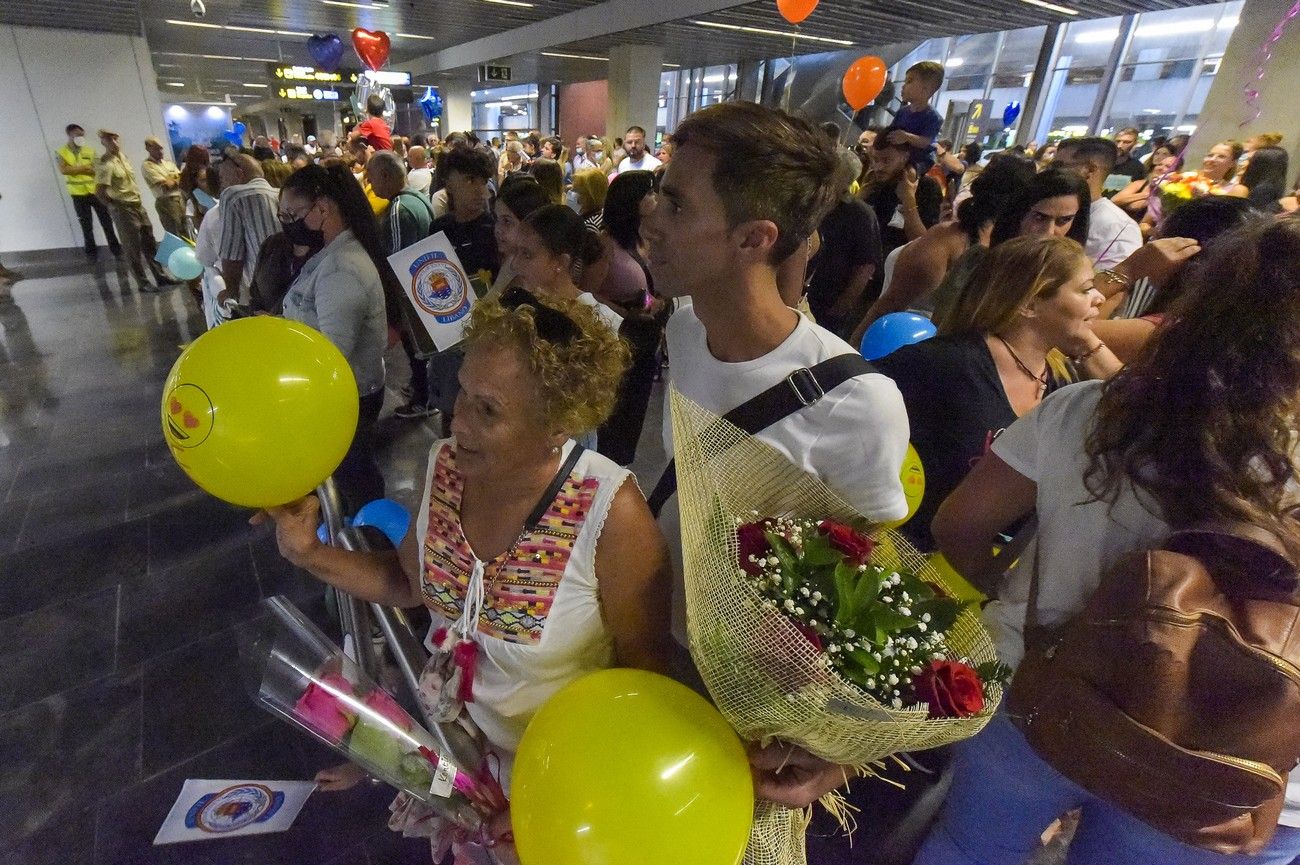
[891,697,903,709]
[921,613,931,623]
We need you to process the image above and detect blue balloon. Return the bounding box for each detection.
[860,312,937,361]
[233,120,247,138]
[223,129,242,146]
[352,498,411,548]
[167,246,203,280]
[1002,101,1022,127]
[419,86,442,123]
[307,33,344,72]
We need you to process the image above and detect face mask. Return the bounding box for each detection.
[282,214,324,249]
[565,189,582,213]
[71,136,85,147]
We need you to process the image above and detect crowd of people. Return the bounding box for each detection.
[34,73,1300,865]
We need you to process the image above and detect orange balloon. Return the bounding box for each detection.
[843,56,888,111]
[777,0,818,24]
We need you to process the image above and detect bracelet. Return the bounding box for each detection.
[1073,341,1107,363]
[1094,269,1131,291]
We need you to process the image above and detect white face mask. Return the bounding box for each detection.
[72,136,85,147]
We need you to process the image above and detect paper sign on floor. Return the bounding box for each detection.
[153,779,317,844]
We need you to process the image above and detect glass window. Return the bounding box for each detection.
[471,84,538,141]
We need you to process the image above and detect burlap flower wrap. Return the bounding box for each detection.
[669,386,1002,865]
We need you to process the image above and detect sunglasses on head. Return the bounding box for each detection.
[499,286,580,345]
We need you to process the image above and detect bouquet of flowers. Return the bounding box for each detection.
[1158,170,1229,215]
[668,389,1005,865]
[738,516,1007,717]
[238,596,506,832]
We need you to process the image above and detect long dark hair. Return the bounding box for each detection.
[603,170,656,253]
[179,145,211,196]
[1145,196,1256,315]
[282,164,405,326]
[990,169,1090,247]
[1085,215,1300,554]
[955,154,1036,243]
[1241,146,1290,210]
[522,204,603,278]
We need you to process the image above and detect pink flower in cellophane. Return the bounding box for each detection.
[293,671,359,744]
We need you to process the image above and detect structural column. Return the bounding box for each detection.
[442,80,474,136]
[1192,0,1300,165]
[606,44,663,141]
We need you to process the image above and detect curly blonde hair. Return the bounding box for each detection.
[461,294,631,435]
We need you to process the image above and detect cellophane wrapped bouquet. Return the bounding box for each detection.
[1158,171,1230,215]
[239,596,506,834]
[669,389,1006,865]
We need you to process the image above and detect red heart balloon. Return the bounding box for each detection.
[351,28,390,72]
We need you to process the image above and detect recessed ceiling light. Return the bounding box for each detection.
[482,0,535,6]
[164,19,311,36]
[155,51,280,62]
[244,83,269,88]
[540,51,607,61]
[165,18,220,28]
[165,82,186,87]
[689,19,853,46]
[320,0,389,8]
[1017,0,1078,15]
[663,63,681,68]
[397,32,436,40]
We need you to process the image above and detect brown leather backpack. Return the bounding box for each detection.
[1008,523,1300,854]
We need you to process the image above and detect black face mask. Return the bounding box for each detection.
[282,215,324,249]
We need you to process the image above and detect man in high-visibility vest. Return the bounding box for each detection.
[56,123,121,258]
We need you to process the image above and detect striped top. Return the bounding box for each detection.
[217,178,279,279]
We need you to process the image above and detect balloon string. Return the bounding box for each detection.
[1240,0,1300,127]
[783,25,799,110]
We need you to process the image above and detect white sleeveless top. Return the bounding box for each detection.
[414,438,629,761]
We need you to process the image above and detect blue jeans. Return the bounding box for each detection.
[914,713,1300,865]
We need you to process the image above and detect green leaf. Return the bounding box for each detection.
[833,562,860,627]
[975,661,1013,686]
[914,598,963,634]
[845,647,881,677]
[765,530,802,595]
[850,565,885,612]
[871,607,916,637]
[801,533,842,567]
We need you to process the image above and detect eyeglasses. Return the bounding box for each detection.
[278,202,313,224]
[500,286,580,345]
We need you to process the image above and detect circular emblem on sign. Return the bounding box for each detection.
[190,784,280,833]
[163,382,215,449]
[410,251,471,325]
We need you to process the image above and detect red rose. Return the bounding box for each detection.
[818,520,876,566]
[912,660,985,718]
[737,520,773,576]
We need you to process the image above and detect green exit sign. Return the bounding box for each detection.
[479,64,512,83]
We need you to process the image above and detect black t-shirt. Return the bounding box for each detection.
[806,198,883,332]
[863,175,943,261]
[1113,155,1147,183]
[874,333,1069,551]
[430,211,499,280]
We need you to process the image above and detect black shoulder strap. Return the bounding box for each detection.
[526,443,585,528]
[647,353,875,517]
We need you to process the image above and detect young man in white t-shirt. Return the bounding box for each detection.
[1054,137,1142,270]
[642,100,911,812]
[616,125,662,173]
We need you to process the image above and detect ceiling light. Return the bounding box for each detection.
[1073,28,1120,43]
[689,20,853,46]
[321,0,389,8]
[541,51,607,61]
[481,0,535,6]
[155,51,280,62]
[1018,0,1078,15]
[165,82,186,87]
[945,57,964,67]
[663,63,681,68]
[165,18,220,28]
[244,83,269,88]
[165,19,311,36]
[397,32,436,40]
[1134,18,1216,38]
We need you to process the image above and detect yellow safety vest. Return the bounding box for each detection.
[56,144,98,196]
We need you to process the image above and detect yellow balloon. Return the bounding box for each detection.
[884,443,926,529]
[928,552,988,604]
[512,669,753,865]
[161,317,358,508]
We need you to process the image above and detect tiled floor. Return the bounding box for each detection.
[0,250,678,865]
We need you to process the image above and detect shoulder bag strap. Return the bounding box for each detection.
[525,443,586,528]
[648,353,875,517]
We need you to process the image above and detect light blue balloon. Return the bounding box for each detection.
[167,246,203,280]
[860,312,936,361]
[352,498,411,548]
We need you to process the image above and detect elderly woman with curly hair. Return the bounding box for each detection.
[257,292,674,863]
